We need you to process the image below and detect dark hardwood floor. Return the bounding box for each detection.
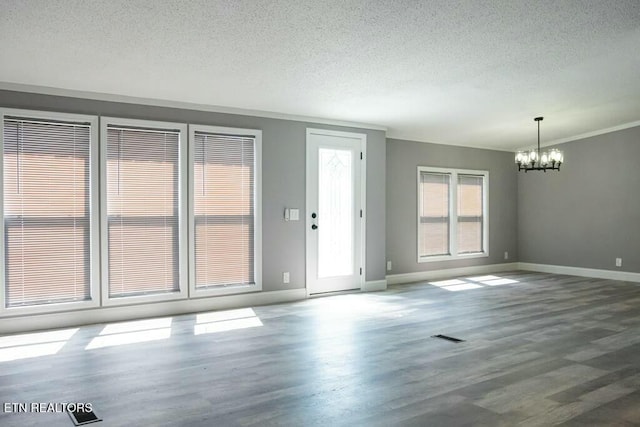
[2,271,640,426]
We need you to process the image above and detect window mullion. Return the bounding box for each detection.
[450,172,458,257]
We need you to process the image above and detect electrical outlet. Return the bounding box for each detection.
[504,251,509,260]
[283,272,290,283]
[387,261,392,271]
[616,258,622,267]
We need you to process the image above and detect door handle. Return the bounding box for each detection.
[311,224,318,230]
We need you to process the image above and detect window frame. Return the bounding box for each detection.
[187,124,262,298]
[417,166,489,263]
[100,117,189,307]
[0,108,100,316]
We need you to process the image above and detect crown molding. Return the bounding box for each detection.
[515,120,640,151]
[0,82,388,132]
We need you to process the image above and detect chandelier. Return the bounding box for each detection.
[515,117,563,172]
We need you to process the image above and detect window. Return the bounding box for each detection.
[1,110,99,311]
[1,109,262,317]
[189,125,261,296]
[418,172,451,257]
[418,167,488,262]
[457,174,484,254]
[101,118,187,303]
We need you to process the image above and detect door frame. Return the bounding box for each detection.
[305,128,367,296]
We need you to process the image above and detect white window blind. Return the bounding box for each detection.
[106,126,180,297]
[3,117,91,307]
[457,174,484,254]
[193,132,255,288]
[419,172,451,257]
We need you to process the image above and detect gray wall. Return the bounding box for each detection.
[386,138,518,274]
[518,125,640,273]
[0,90,386,292]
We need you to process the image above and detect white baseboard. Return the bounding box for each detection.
[384,262,640,286]
[518,262,640,283]
[0,278,392,335]
[0,289,307,335]
[14,260,638,334]
[363,280,387,292]
[386,263,519,285]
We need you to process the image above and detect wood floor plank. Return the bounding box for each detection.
[1,271,640,426]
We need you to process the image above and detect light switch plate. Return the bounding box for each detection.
[289,208,299,221]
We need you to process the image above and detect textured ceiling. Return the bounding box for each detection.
[1,0,639,150]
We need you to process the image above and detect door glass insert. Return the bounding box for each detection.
[317,148,353,278]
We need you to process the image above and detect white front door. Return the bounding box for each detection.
[306,128,365,295]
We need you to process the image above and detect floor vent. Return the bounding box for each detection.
[68,407,101,425]
[432,334,465,343]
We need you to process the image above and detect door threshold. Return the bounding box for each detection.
[307,288,361,298]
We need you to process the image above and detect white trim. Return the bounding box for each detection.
[386,263,518,285]
[0,289,306,335]
[515,120,640,151]
[187,124,263,298]
[0,82,387,132]
[417,166,489,263]
[387,134,516,153]
[389,121,640,153]
[0,114,5,313]
[5,82,639,153]
[99,117,189,307]
[306,128,368,139]
[362,280,387,292]
[361,136,367,287]
[305,128,367,295]
[517,263,640,283]
[385,262,640,286]
[2,275,390,334]
[0,108,100,316]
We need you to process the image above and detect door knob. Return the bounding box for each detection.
[311,224,318,230]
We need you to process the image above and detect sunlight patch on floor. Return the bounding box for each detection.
[0,328,78,362]
[430,279,468,287]
[309,294,415,319]
[194,308,263,335]
[483,278,519,286]
[442,283,484,291]
[100,317,172,335]
[86,318,172,350]
[429,275,520,291]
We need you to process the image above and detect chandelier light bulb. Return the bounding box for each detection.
[549,148,563,163]
[540,152,549,166]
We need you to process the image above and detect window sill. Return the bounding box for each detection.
[101,289,188,307]
[0,298,100,318]
[191,283,262,298]
[418,252,489,263]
